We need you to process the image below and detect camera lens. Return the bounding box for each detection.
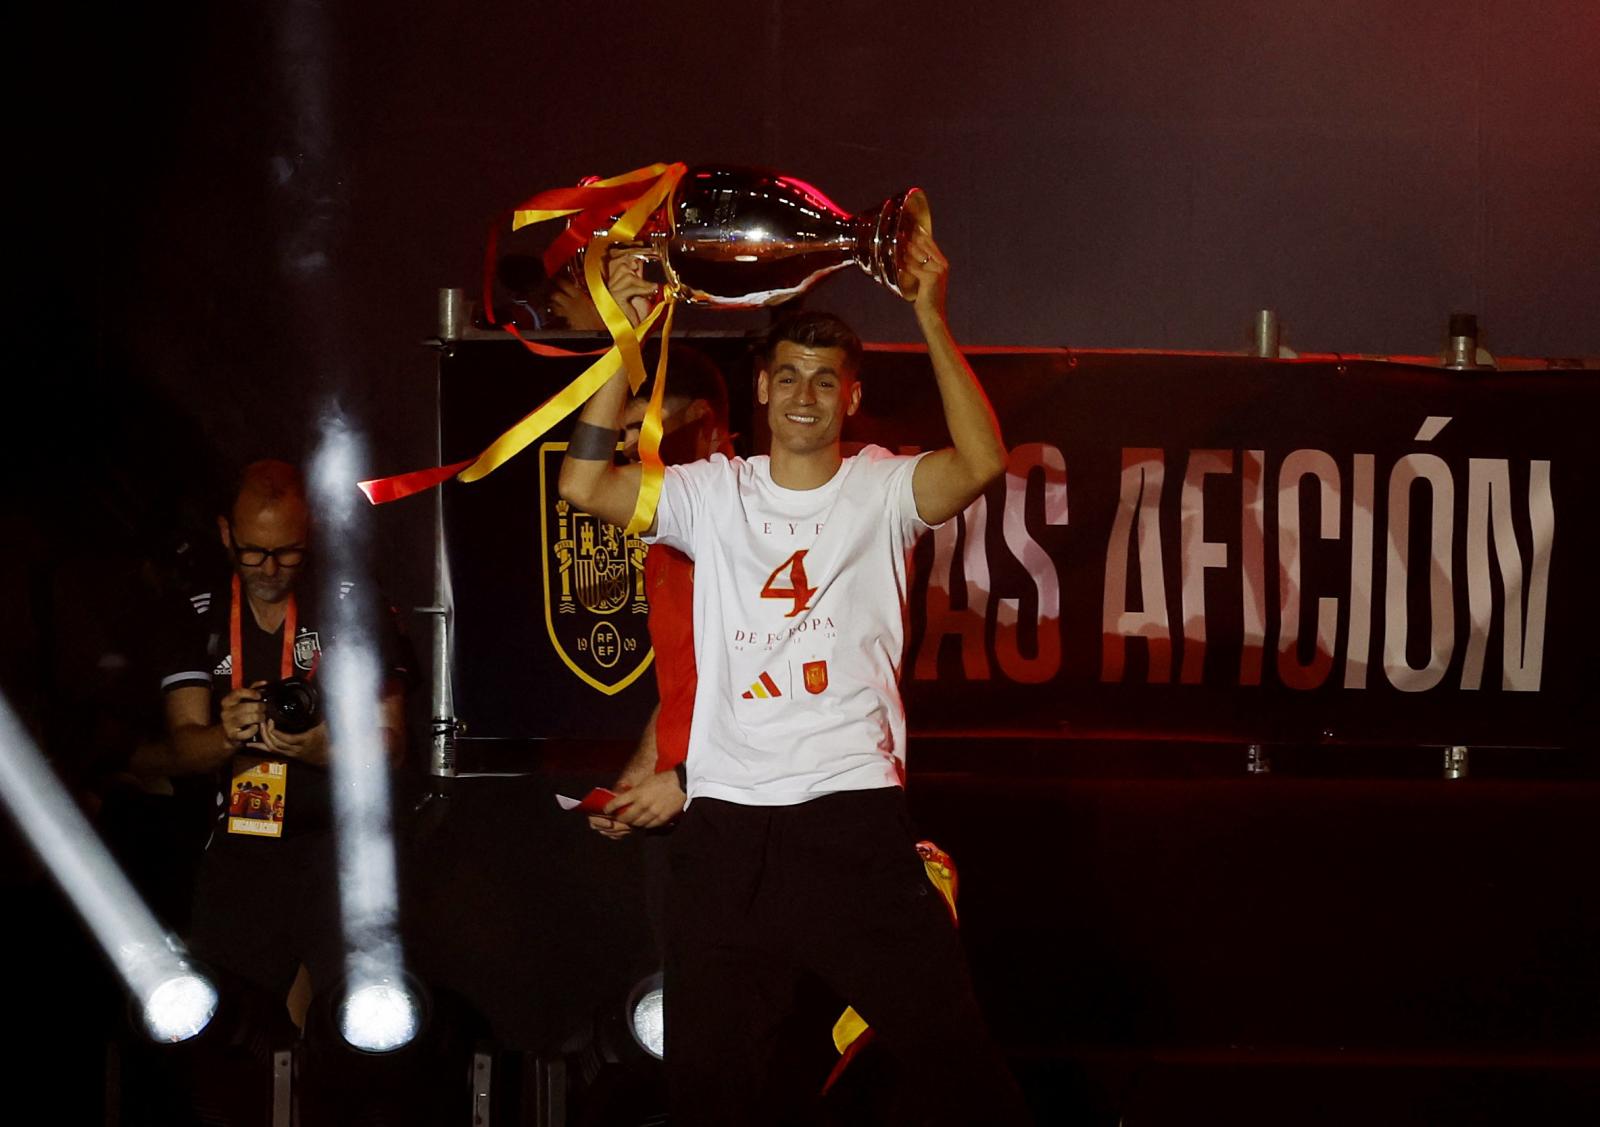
[262,678,321,735]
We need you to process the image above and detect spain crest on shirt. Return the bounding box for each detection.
[538,442,655,695]
[292,630,321,672]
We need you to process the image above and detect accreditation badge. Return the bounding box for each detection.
[226,755,287,838]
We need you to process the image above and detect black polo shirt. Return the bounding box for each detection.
[157,570,412,841]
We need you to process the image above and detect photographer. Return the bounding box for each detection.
[154,459,409,1025]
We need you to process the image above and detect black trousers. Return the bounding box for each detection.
[665,787,1030,1126]
[187,830,343,1004]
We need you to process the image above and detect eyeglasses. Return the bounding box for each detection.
[232,543,307,568]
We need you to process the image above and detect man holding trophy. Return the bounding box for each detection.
[559,189,1029,1122]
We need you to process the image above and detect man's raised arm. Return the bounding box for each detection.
[901,229,1008,526]
[557,363,644,528]
[557,254,658,529]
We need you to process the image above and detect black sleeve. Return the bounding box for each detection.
[155,588,220,696]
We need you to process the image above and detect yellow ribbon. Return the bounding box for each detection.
[576,163,686,533]
[459,161,687,542]
[630,300,676,533]
[456,301,668,483]
[831,1007,871,1056]
[510,162,674,230]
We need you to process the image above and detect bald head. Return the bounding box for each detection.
[231,460,306,520]
[221,460,310,604]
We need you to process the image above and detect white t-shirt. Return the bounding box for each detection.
[646,446,935,806]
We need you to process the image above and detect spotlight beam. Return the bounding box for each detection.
[310,412,419,1052]
[0,695,217,1041]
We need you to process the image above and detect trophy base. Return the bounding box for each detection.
[862,188,932,301]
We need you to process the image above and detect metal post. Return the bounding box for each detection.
[472,1050,493,1126]
[438,287,467,342]
[272,1049,294,1127]
[1246,743,1271,774]
[1444,312,1493,370]
[419,350,460,780]
[1252,309,1281,359]
[535,1056,566,1127]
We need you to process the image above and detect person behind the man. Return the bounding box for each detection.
[541,252,724,839]
[153,459,409,1025]
[560,231,1030,1124]
[584,351,734,840]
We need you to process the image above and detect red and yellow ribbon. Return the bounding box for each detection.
[513,162,676,281]
[361,161,687,535]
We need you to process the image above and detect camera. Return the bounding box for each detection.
[258,677,321,735]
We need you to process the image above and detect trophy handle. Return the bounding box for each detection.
[877,188,932,301]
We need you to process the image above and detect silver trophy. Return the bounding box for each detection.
[619,166,930,308]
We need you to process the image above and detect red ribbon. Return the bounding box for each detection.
[358,460,475,505]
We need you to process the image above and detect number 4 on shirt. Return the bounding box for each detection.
[761,550,816,618]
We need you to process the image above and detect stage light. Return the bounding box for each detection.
[550,971,670,1124]
[627,972,665,1060]
[338,978,423,1053]
[118,936,223,1044]
[141,967,221,1043]
[300,974,494,1126]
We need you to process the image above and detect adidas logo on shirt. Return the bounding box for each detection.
[741,671,784,700]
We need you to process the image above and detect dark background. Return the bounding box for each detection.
[6,0,1598,1122]
[17,0,1599,641]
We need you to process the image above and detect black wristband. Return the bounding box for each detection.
[567,422,620,461]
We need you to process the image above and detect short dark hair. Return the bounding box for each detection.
[761,311,863,374]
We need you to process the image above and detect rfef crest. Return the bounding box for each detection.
[293,631,321,672]
[539,442,655,695]
[803,660,829,695]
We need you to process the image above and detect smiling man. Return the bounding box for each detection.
[560,229,1029,1124]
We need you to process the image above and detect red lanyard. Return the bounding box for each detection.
[230,573,298,690]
